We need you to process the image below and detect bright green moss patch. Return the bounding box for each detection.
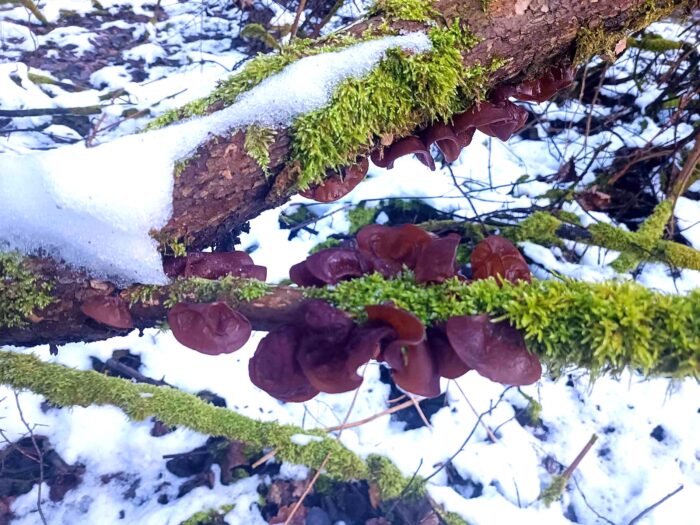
[575,0,680,63]
[0,252,54,329]
[368,0,438,22]
[367,454,424,499]
[128,276,270,308]
[628,32,683,52]
[244,125,276,176]
[513,212,563,247]
[180,505,235,525]
[612,200,672,271]
[311,273,700,378]
[0,351,425,497]
[539,474,568,506]
[291,22,490,188]
[166,276,270,307]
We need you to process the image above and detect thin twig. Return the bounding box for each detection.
[289,0,307,42]
[451,381,497,443]
[627,485,684,525]
[14,392,48,525]
[409,395,433,430]
[423,387,512,484]
[284,452,331,525]
[251,447,278,469]
[324,399,415,432]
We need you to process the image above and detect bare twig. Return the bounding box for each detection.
[451,380,497,443]
[13,392,48,525]
[289,0,307,42]
[627,485,684,525]
[324,398,415,432]
[409,395,433,431]
[284,452,331,525]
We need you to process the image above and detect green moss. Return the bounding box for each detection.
[539,474,568,506]
[244,125,276,176]
[368,0,438,22]
[574,0,680,63]
[310,238,343,253]
[628,33,683,52]
[0,252,54,329]
[347,204,378,234]
[612,200,671,271]
[291,21,490,188]
[127,276,270,308]
[180,505,235,525]
[513,212,563,247]
[479,0,491,12]
[436,509,471,525]
[240,23,280,50]
[162,276,271,308]
[517,388,542,426]
[310,273,700,378]
[367,454,424,499]
[0,351,428,497]
[575,26,626,63]
[589,206,700,272]
[146,34,364,131]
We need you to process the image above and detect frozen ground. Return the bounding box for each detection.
[1,2,699,525]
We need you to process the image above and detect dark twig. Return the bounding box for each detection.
[627,485,684,525]
[13,392,48,525]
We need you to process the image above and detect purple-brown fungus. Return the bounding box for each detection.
[471,235,532,284]
[299,158,369,203]
[81,296,134,329]
[164,252,267,281]
[168,301,252,355]
[446,314,542,385]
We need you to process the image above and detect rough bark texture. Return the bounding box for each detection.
[2,0,696,347]
[162,0,693,250]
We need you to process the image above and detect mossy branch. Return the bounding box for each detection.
[512,209,700,272]
[313,275,700,378]
[0,350,419,499]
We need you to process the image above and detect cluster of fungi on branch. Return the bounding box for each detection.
[77,225,542,402]
[252,224,541,402]
[77,67,577,401]
[300,65,576,203]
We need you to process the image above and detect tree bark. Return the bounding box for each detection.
[2,0,696,347]
[162,0,694,250]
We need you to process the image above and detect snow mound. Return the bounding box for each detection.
[0,32,430,284]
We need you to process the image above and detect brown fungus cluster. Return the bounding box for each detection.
[298,67,574,203]
[290,224,461,286]
[165,251,266,355]
[370,65,575,173]
[249,225,541,403]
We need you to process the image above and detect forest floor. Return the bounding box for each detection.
[0,1,699,525]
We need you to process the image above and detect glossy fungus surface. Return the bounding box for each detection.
[413,233,461,283]
[299,158,369,202]
[164,252,267,281]
[446,314,541,385]
[356,224,433,277]
[80,296,134,329]
[249,325,320,402]
[370,136,435,171]
[471,236,532,284]
[168,301,252,355]
[452,100,528,141]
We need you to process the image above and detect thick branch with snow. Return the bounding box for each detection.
[0,0,696,346]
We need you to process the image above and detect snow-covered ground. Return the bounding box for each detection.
[1,2,699,524]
